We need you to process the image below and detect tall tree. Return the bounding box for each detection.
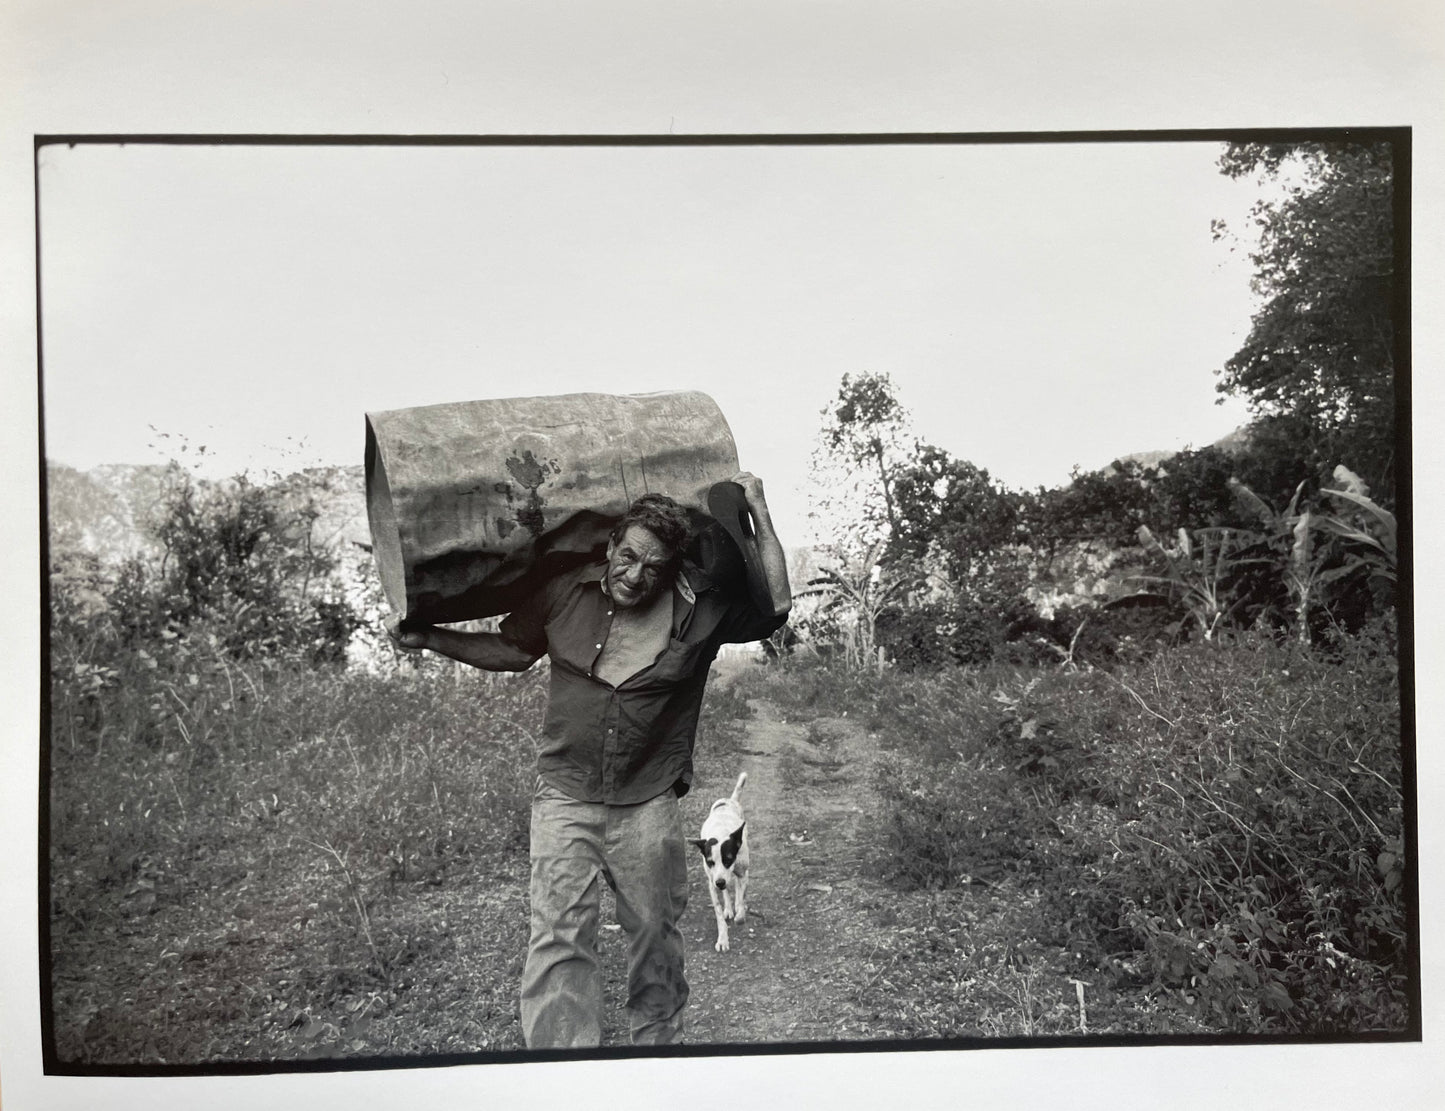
[890,446,1020,580]
[1216,141,1396,504]
[809,371,914,553]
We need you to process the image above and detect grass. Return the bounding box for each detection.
[838,882,1217,1039]
[732,617,1408,1036]
[48,652,547,1063]
[47,646,760,1065]
[47,617,1408,1060]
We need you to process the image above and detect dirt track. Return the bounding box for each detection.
[597,700,894,1045]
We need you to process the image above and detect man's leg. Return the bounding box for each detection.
[520,782,607,1048]
[605,789,691,1045]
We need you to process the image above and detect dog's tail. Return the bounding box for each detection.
[731,771,748,800]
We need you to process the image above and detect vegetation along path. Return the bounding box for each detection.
[51,637,1405,1064]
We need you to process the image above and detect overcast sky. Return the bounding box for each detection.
[38,138,1262,545]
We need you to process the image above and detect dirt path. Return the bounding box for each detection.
[596,699,895,1045]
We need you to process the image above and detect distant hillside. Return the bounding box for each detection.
[1107,424,1252,474]
[45,461,370,565]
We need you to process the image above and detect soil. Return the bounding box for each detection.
[595,700,894,1046]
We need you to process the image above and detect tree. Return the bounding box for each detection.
[803,539,916,672]
[1148,446,1246,533]
[118,471,360,664]
[1019,462,1154,561]
[809,372,914,553]
[1216,141,1396,504]
[889,446,1021,580]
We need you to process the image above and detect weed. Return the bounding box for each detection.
[838,625,1406,1034]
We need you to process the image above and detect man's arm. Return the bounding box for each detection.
[731,472,792,618]
[388,620,541,671]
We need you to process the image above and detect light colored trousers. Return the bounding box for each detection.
[520,781,691,1047]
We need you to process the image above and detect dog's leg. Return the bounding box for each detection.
[707,875,729,952]
[734,829,749,923]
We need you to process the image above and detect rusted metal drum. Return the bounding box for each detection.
[365,390,741,624]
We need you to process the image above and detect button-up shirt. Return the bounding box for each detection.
[498,559,786,804]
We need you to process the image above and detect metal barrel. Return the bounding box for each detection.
[365,390,741,624]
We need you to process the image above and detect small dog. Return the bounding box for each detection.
[692,771,750,952]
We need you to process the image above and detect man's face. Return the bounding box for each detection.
[605,525,674,609]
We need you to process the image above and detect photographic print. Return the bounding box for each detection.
[36,132,1412,1073]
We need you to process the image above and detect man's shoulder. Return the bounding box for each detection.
[509,558,603,615]
[559,559,607,586]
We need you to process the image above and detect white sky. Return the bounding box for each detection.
[37,139,1260,545]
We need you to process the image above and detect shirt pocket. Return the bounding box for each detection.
[645,636,711,684]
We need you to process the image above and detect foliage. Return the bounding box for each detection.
[836,626,1407,1034]
[1021,463,1155,556]
[873,603,959,671]
[1216,141,1396,505]
[1040,599,1179,668]
[1222,464,1398,641]
[1148,446,1248,532]
[1314,464,1398,612]
[1018,448,1248,564]
[802,539,917,672]
[47,653,550,1062]
[889,448,1021,578]
[808,371,915,554]
[839,883,1213,1039]
[53,468,362,671]
[1131,525,1258,642]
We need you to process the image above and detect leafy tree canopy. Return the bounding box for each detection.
[890,446,1021,579]
[809,370,914,550]
[1216,141,1396,504]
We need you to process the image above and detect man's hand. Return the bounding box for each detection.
[729,471,767,507]
[724,471,791,617]
[385,616,430,652]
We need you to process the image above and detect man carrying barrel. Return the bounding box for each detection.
[390,472,791,1048]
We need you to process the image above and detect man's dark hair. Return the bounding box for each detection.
[611,493,691,563]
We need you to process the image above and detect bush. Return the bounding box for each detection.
[847,627,1406,1033]
[874,603,958,670]
[872,562,1046,672]
[102,470,362,665]
[1043,600,1180,667]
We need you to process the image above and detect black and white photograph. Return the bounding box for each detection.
[33,131,1414,1062]
[3,4,1442,1110]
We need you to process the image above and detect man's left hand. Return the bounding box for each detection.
[729,471,766,505]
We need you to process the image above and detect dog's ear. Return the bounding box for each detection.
[690,838,712,857]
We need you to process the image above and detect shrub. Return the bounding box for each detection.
[102,470,362,664]
[849,627,1406,1033]
[874,603,957,670]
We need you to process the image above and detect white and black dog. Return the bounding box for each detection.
[692,771,750,952]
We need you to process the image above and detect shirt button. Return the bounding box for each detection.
[595,643,602,649]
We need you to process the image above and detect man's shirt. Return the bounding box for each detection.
[499,559,786,805]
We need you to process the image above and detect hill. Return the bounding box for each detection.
[45,461,370,566]
[1107,424,1251,474]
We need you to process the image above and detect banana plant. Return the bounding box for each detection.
[1313,465,1397,608]
[1132,525,1256,642]
[802,538,918,671]
[1228,466,1395,643]
[1228,477,1331,643]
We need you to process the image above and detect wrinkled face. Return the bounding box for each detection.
[692,825,745,889]
[605,525,674,609]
